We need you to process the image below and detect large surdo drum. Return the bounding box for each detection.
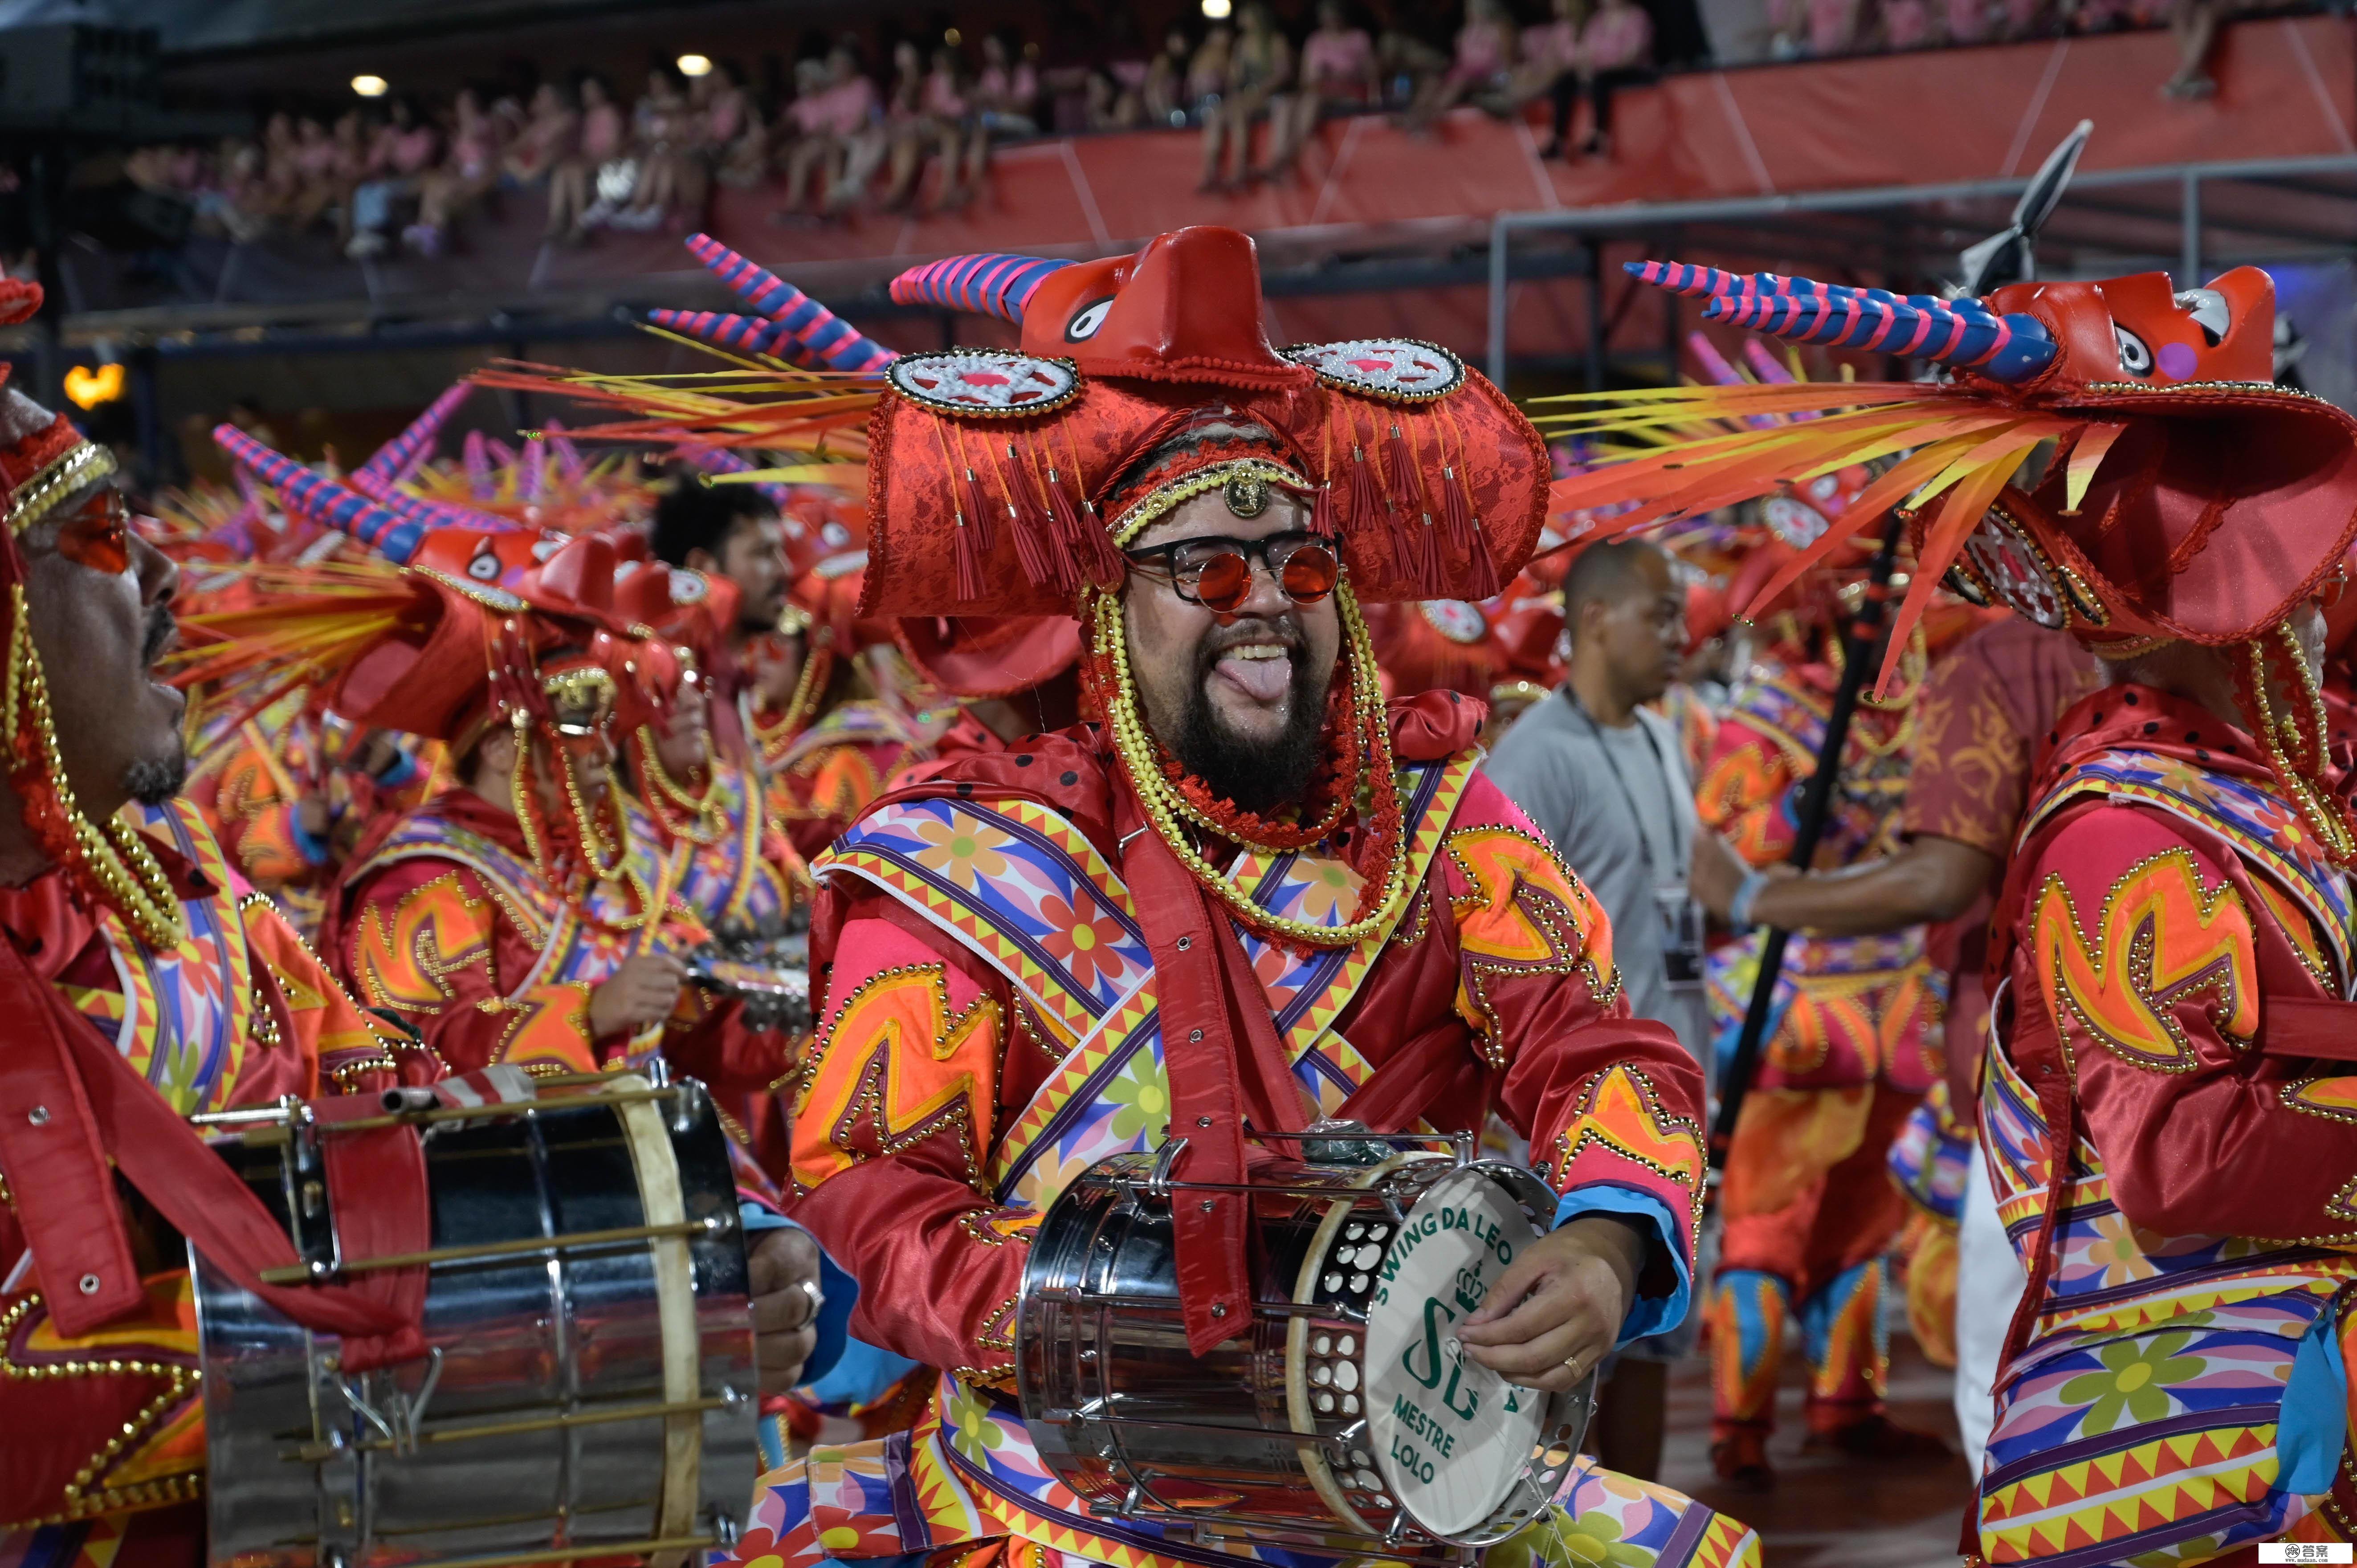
[1019,1139,1594,1563]
[191,1071,758,1568]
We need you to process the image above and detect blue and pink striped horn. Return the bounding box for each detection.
[351,480,519,537]
[648,233,899,373]
[888,252,1074,326]
[356,380,472,491]
[1629,261,2058,384]
[216,426,428,564]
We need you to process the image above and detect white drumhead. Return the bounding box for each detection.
[1364,1170,1548,1539]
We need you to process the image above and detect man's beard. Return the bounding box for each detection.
[1170,635,1331,817]
[122,749,187,807]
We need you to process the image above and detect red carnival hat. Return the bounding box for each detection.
[865,225,1549,617]
[1550,257,2357,859]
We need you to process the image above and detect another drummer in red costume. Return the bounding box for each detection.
[710,228,1758,1568]
[1573,255,2357,1562]
[0,337,426,1557]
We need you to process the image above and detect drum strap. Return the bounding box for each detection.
[0,929,430,1360]
[1119,799,1307,1357]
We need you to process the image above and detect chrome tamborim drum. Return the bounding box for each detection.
[1018,1140,1595,1561]
[190,1071,759,1568]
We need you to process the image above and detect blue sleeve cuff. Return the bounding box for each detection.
[1552,1187,1691,1347]
[738,1202,857,1384]
[289,813,331,868]
[375,748,419,788]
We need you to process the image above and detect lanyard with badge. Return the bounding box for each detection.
[1565,691,1705,990]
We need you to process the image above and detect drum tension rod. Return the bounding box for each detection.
[257,1214,729,1286]
[285,1394,737,1463]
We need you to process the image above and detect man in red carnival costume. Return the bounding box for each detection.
[1688,523,1949,1486]
[661,227,1760,1568]
[0,327,428,1558]
[1575,254,2357,1562]
[181,454,846,1436]
[1690,609,2096,1474]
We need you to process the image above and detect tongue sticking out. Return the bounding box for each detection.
[1215,647,1294,704]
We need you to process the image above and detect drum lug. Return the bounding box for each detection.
[335,1347,443,1458]
[1141,1136,1188,1200]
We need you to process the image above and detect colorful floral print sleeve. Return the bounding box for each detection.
[736,699,1755,1568]
[1977,685,2357,1566]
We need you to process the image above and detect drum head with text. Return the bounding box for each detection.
[1363,1169,1549,1539]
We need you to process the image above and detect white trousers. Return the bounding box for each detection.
[1953,1144,2028,1481]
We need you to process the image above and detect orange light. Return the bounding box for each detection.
[63,362,124,409]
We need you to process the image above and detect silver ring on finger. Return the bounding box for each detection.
[799,1277,825,1328]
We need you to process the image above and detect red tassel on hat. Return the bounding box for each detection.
[1461,517,1501,601]
[1004,445,1078,594]
[1382,423,1418,513]
[1346,442,1385,533]
[1309,480,1338,540]
[958,467,997,552]
[1047,466,1123,588]
[1411,512,1450,597]
[953,513,987,603]
[1439,463,1476,556]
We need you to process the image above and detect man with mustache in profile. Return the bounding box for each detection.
[0,322,430,1557]
[729,227,1757,1568]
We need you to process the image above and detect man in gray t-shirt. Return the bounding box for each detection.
[1482,536,1707,1480]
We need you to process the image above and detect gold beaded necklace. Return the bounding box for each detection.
[2,592,184,950]
[635,727,726,843]
[1093,582,1411,949]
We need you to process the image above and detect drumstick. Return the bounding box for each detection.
[621,836,695,1064]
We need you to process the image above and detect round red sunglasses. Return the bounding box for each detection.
[1122,530,1340,615]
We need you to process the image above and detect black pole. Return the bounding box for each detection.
[1709,510,1908,1157]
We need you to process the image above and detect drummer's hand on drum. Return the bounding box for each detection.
[748,1224,824,1394]
[1455,1216,1647,1392]
[588,953,689,1038]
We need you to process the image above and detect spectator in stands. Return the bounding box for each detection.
[347,95,439,258]
[1523,0,1589,156]
[1945,0,1994,41]
[1185,20,1235,131]
[1565,0,1653,155]
[1266,0,1379,179]
[874,40,938,211]
[952,30,1039,206]
[1200,3,1292,189]
[1808,0,1861,53]
[410,87,506,256]
[1377,22,1453,110]
[1099,16,1152,128]
[547,71,625,242]
[1882,0,1935,47]
[1142,23,1196,126]
[702,61,770,189]
[616,65,703,231]
[2162,0,2223,95]
[505,81,579,204]
[1405,0,1518,128]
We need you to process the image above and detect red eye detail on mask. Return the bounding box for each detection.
[55,490,130,575]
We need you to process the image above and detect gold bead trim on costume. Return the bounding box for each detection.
[1093,581,1412,949]
[1105,458,1311,549]
[636,728,726,843]
[2243,624,2357,864]
[0,1291,201,1530]
[7,442,116,536]
[4,588,184,950]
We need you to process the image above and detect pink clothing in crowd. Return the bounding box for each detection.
[1300,26,1377,88]
[1520,19,1582,73]
[1883,0,1932,45]
[1806,0,1856,53]
[977,61,1038,109]
[1448,18,1514,81]
[922,71,969,119]
[1945,0,1991,39]
[580,103,626,161]
[1580,4,1654,70]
